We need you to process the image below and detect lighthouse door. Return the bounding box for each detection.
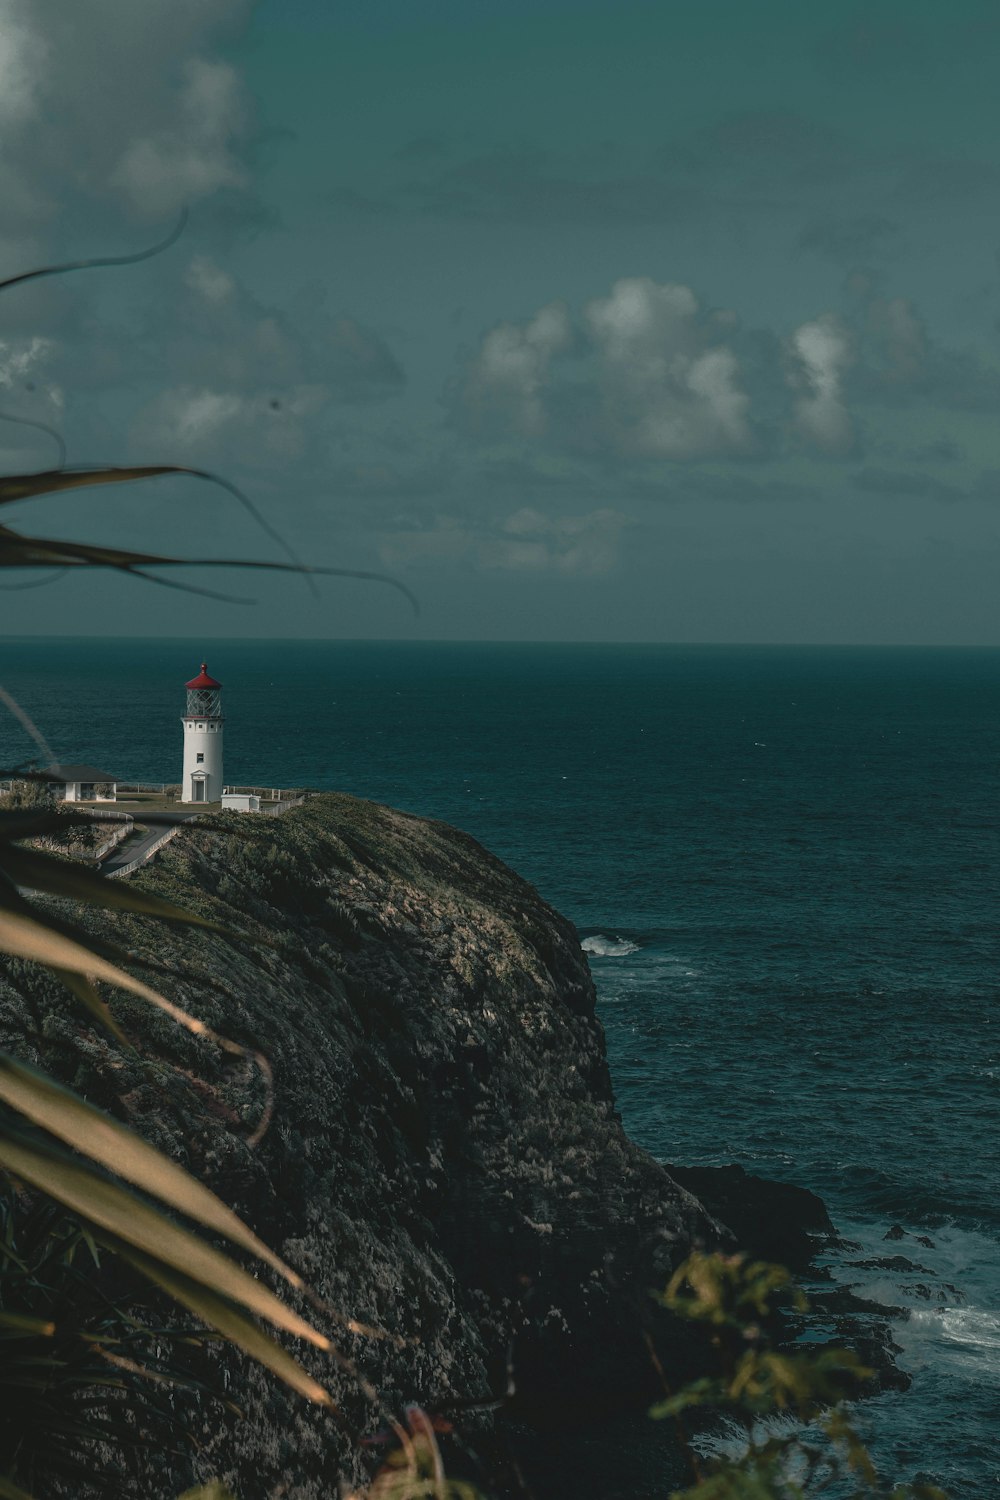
[192,779,206,802]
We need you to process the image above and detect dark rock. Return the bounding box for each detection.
[0,795,909,1496]
[664,1162,835,1269]
[847,1255,931,1274]
[834,1323,911,1394]
[0,796,726,1497]
[884,1224,907,1241]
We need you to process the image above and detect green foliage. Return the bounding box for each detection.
[0,783,56,813]
[653,1253,947,1500]
[362,1408,482,1500]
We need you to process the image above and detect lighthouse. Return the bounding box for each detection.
[181,662,224,804]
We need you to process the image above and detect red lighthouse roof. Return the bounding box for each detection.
[186,662,222,690]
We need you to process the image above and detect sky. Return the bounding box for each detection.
[3,0,1000,642]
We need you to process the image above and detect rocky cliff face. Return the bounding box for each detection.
[0,796,835,1498]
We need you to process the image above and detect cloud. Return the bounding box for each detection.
[131,383,331,468]
[167,255,404,402]
[127,257,405,467]
[110,57,248,218]
[458,277,755,463]
[0,0,256,231]
[864,296,927,384]
[0,0,45,126]
[0,335,58,396]
[584,279,755,460]
[185,255,237,304]
[788,314,855,455]
[378,507,628,576]
[326,317,406,400]
[457,271,1000,485]
[461,302,572,435]
[846,287,1000,412]
[0,333,64,465]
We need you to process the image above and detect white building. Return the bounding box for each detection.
[181,662,224,804]
[49,764,118,802]
[221,792,260,812]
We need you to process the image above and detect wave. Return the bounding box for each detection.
[581,933,641,958]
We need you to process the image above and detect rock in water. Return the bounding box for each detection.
[664,1162,835,1270]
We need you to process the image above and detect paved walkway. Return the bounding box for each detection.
[100,810,201,877]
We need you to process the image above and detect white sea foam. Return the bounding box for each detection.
[907,1305,1000,1364]
[581,934,640,958]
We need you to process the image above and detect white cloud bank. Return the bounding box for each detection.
[458,276,950,467]
[0,0,255,230]
[460,276,757,461]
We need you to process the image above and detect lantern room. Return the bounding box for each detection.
[185,663,223,719]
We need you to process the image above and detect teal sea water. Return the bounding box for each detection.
[1,638,998,1494]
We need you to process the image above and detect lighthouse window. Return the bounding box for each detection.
[196,753,204,763]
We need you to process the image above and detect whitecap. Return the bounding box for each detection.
[581,934,641,958]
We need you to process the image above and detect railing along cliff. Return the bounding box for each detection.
[92,818,135,861]
[105,825,182,880]
[261,796,306,816]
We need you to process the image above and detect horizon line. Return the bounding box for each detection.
[4,635,1000,651]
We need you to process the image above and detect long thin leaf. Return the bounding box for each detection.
[0,1311,55,1336]
[0,1055,302,1289]
[0,212,187,297]
[0,892,275,1140]
[0,904,203,1018]
[0,461,314,591]
[50,969,131,1047]
[0,408,66,469]
[0,811,86,840]
[0,1475,35,1500]
[111,1242,335,1409]
[0,467,188,507]
[0,1132,328,1350]
[0,521,419,613]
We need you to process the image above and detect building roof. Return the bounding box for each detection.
[186,662,222,690]
[49,764,119,783]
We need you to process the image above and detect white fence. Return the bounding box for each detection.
[223,786,309,800]
[261,796,306,816]
[105,825,182,880]
[92,819,134,861]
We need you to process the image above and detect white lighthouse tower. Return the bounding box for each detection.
[181,662,224,804]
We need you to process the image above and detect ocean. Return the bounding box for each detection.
[1,638,997,1494]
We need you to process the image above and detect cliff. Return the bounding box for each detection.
[0,795,845,1498]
